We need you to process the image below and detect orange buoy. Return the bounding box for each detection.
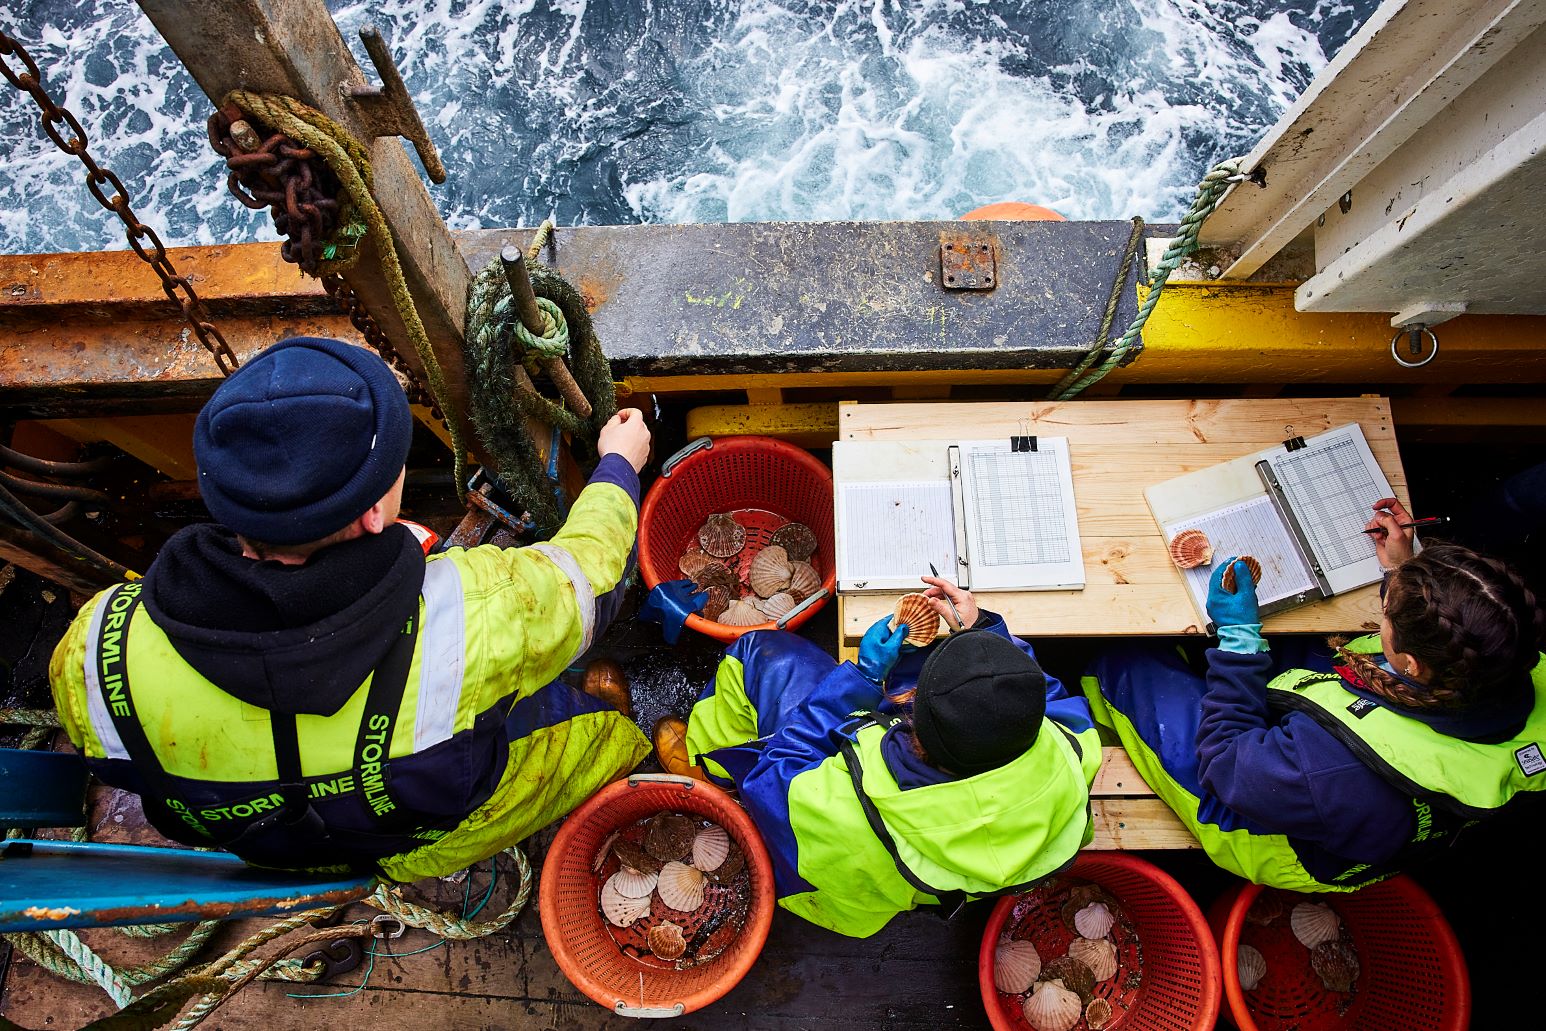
[960,201,1065,221]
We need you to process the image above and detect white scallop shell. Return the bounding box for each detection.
[1021,980,1082,1031]
[1068,936,1118,982]
[599,879,651,927]
[993,938,1041,995]
[1290,902,1341,949]
[656,860,706,912]
[748,545,793,597]
[757,592,796,619]
[716,599,766,627]
[1237,943,1266,991]
[1074,902,1115,939]
[692,825,731,871]
[786,561,820,599]
[604,867,658,899]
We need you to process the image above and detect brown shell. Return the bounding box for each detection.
[612,839,663,877]
[1168,529,1213,569]
[1310,940,1359,993]
[704,840,744,883]
[689,560,738,593]
[716,599,767,627]
[643,812,696,863]
[1222,555,1263,594]
[768,522,818,562]
[890,593,941,647]
[700,586,731,622]
[647,920,688,961]
[748,545,793,598]
[1084,997,1115,1030]
[786,561,821,600]
[758,592,797,620]
[1040,957,1096,1004]
[678,550,717,580]
[698,514,745,558]
[1245,890,1285,926]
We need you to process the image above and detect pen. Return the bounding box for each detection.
[927,562,966,629]
[1360,515,1449,535]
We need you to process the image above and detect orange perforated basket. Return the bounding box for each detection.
[979,853,1221,1031]
[639,436,835,643]
[1209,877,1469,1031]
[538,774,775,1019]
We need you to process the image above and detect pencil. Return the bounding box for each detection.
[1360,516,1449,535]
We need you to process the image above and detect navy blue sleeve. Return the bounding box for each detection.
[588,453,640,508]
[1196,648,1412,862]
[977,611,1093,734]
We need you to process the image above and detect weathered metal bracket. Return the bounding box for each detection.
[342,26,447,184]
[938,232,997,290]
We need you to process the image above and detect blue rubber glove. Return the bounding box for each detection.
[856,617,911,684]
[638,579,710,645]
[1207,557,1267,654]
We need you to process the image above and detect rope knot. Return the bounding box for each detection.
[511,296,570,359]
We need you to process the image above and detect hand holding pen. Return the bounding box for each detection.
[922,563,977,630]
[1362,497,1418,569]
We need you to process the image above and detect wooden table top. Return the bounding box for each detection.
[837,397,1407,639]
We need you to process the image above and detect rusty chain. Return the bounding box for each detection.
[0,29,240,376]
[321,273,438,415]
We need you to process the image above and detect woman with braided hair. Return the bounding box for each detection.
[1081,497,1546,892]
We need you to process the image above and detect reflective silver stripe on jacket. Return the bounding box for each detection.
[529,542,597,663]
[414,556,465,751]
[81,586,130,760]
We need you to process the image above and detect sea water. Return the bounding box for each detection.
[0,0,1376,254]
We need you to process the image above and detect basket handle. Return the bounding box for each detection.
[614,1002,685,1018]
[775,588,829,629]
[627,773,697,789]
[659,436,712,477]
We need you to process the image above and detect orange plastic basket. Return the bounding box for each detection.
[979,853,1221,1031]
[1209,877,1469,1031]
[639,436,835,643]
[538,774,775,1018]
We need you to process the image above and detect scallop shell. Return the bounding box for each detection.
[717,599,767,627]
[704,840,744,884]
[1084,997,1115,1031]
[678,550,717,580]
[1074,901,1115,940]
[786,561,821,600]
[1068,936,1118,982]
[748,545,793,597]
[992,938,1041,995]
[1290,901,1342,949]
[1168,529,1213,569]
[692,824,731,871]
[756,592,796,620]
[698,514,746,558]
[769,522,818,561]
[1040,957,1096,1003]
[1222,555,1263,594]
[644,812,696,862]
[1021,980,1082,1031]
[656,860,706,912]
[612,840,663,877]
[646,920,688,961]
[689,560,739,593]
[889,593,941,647]
[700,585,731,622]
[1246,891,1285,926]
[1060,884,1111,931]
[1310,939,1359,992]
[1237,943,1267,991]
[599,879,651,927]
[604,867,658,900]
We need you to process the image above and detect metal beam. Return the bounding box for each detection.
[1200,0,1546,280]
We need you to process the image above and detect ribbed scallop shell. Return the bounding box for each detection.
[612,840,663,877]
[1021,980,1082,1031]
[758,592,796,620]
[1290,902,1342,949]
[1310,940,1359,992]
[700,585,730,622]
[1040,958,1095,1003]
[717,599,766,627]
[698,514,745,558]
[692,824,731,871]
[678,550,717,580]
[1068,936,1118,982]
[689,560,738,593]
[992,938,1041,995]
[748,545,793,597]
[1246,891,1285,926]
[1084,997,1114,1031]
[604,867,658,900]
[769,522,818,561]
[656,861,706,912]
[704,840,744,884]
[1237,943,1267,991]
[644,812,696,862]
[1222,555,1263,594]
[1168,529,1213,569]
[647,920,688,961]
[786,561,821,600]
[599,880,651,927]
[890,593,940,647]
[1074,901,1115,940]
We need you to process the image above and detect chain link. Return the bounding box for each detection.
[320,273,439,417]
[0,30,240,376]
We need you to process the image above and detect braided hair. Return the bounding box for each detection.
[1334,543,1544,710]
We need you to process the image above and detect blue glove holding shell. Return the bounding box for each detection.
[1206,557,1267,654]
[856,616,911,684]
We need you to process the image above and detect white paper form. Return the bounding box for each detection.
[1262,425,1393,595]
[956,439,1086,591]
[1164,495,1320,616]
[836,481,958,589]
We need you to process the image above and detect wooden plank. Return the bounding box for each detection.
[1086,799,1197,851]
[1091,748,1158,797]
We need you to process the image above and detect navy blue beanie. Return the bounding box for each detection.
[194,337,412,545]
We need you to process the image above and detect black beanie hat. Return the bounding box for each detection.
[911,630,1047,775]
[194,337,412,545]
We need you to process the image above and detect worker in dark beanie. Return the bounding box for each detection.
[659,577,1101,937]
[51,336,652,880]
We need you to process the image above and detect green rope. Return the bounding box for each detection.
[511,296,570,359]
[0,707,60,727]
[1047,157,1245,400]
[364,846,532,940]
